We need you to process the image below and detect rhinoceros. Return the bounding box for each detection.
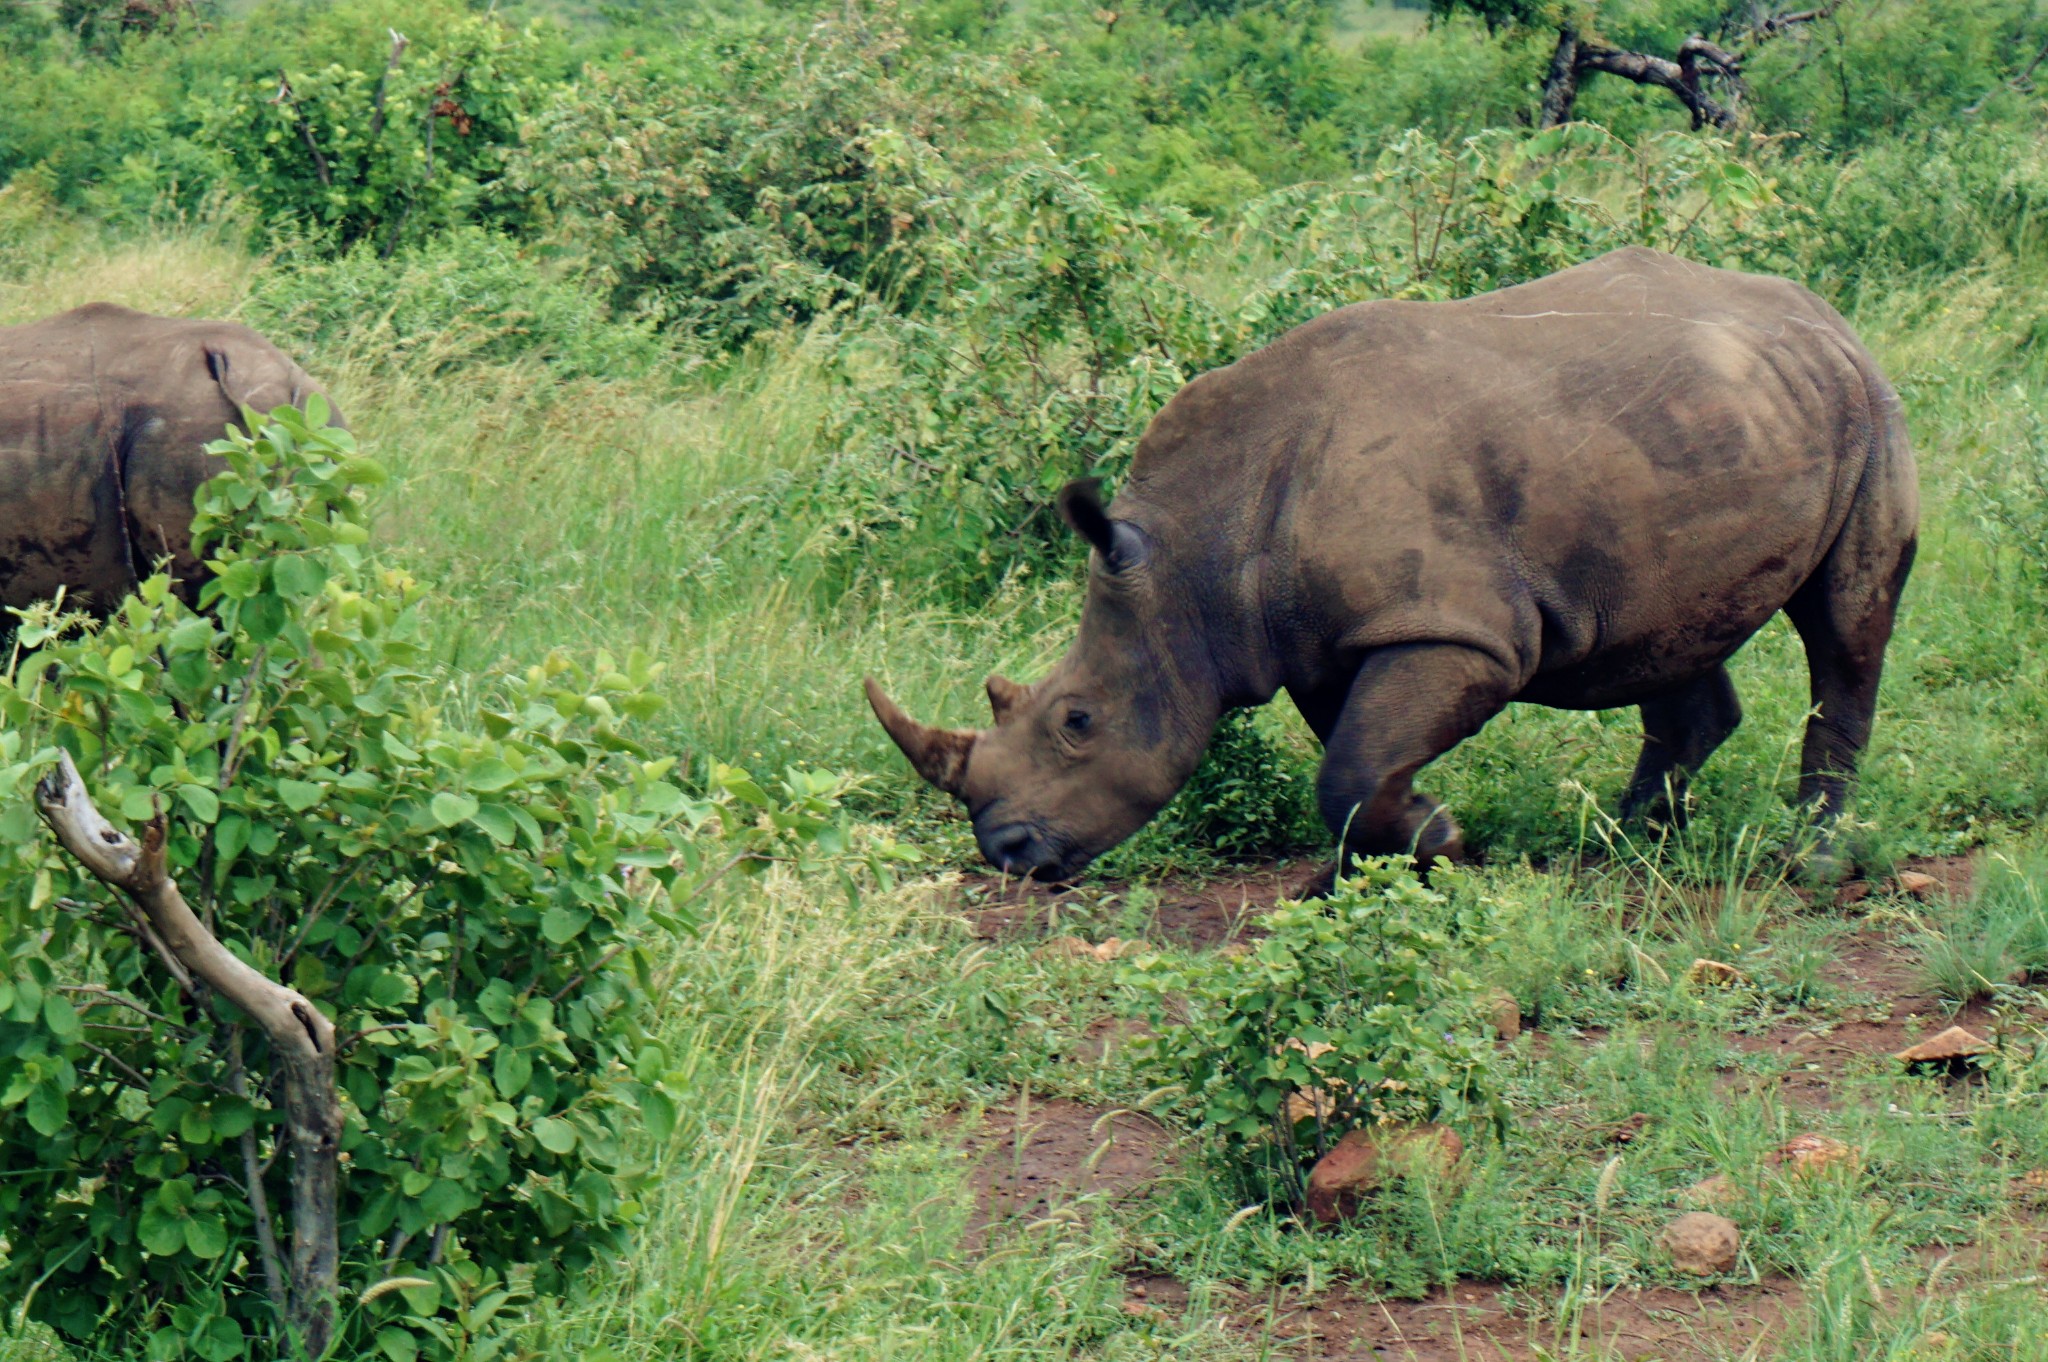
[866,247,1918,879]
[0,302,341,613]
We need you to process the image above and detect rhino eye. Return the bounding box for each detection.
[1064,709,1092,734]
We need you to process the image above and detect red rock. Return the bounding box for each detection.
[1304,1125,1463,1225]
[1894,1026,1992,1065]
[1658,1212,1740,1274]
[1769,1132,1859,1178]
[1894,870,1939,899]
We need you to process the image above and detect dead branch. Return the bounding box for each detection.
[36,751,340,1357]
[367,30,409,142]
[268,72,333,189]
[1541,4,1835,129]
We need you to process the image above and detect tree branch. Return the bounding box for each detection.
[367,29,409,142]
[36,751,340,1357]
[268,73,333,190]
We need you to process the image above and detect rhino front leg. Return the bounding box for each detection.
[1619,665,1743,827]
[1316,643,1514,872]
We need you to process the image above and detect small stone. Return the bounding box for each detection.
[1305,1125,1464,1225]
[1683,1174,1740,1208]
[1486,991,1522,1041]
[1769,1132,1859,1179]
[1033,936,1098,961]
[1894,870,1939,899]
[1894,1025,1992,1066]
[1686,958,1745,986]
[1606,1112,1651,1145]
[1284,1087,1338,1125]
[1658,1212,1740,1274]
[2020,1169,2048,1193]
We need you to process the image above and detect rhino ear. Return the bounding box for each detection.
[1057,479,1147,573]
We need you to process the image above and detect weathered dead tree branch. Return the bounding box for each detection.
[1540,4,1836,129]
[35,751,341,1358]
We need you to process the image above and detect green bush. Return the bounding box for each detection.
[244,227,673,381]
[0,407,864,1359]
[193,3,559,253]
[514,5,1036,345]
[1125,859,1506,1196]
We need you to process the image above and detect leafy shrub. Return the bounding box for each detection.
[194,4,559,253]
[1963,405,2048,601]
[0,407,862,1358]
[244,227,672,381]
[514,6,1036,345]
[1106,708,1325,874]
[1126,859,1506,1195]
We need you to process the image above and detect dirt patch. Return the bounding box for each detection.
[958,1094,1175,1238]
[957,859,1324,949]
[1266,1277,1806,1360]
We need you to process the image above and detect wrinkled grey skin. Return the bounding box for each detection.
[0,302,343,613]
[868,247,1919,881]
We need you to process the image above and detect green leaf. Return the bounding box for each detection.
[184,1213,229,1260]
[641,1088,677,1143]
[377,1327,420,1362]
[42,991,82,1041]
[138,1205,187,1257]
[465,759,519,793]
[493,1047,533,1100]
[276,779,325,812]
[470,804,518,845]
[539,906,590,945]
[533,1117,578,1155]
[25,1081,67,1137]
[430,792,480,828]
[272,553,327,600]
[176,784,220,824]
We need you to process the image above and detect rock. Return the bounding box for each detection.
[1769,1132,1859,1179]
[1033,935,1144,963]
[1658,1212,1740,1274]
[1894,870,1939,899]
[1034,936,1098,961]
[1685,958,1745,986]
[1485,991,1522,1041]
[1605,1112,1651,1146]
[1683,1174,1740,1208]
[1834,880,1873,907]
[1284,1087,1338,1125]
[1894,1025,1992,1066]
[1304,1125,1464,1225]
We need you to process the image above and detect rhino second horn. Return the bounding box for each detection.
[864,678,976,797]
[986,674,1028,723]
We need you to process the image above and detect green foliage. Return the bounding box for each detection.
[514,6,1035,345]
[243,227,672,381]
[0,407,868,1359]
[1125,859,1506,1193]
[194,7,557,253]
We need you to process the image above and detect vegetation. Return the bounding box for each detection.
[1,0,2046,1357]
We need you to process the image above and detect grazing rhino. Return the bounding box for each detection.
[866,247,1917,880]
[0,302,341,613]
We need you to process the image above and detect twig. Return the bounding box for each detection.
[269,72,333,189]
[367,30,409,142]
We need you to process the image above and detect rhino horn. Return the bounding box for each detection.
[864,677,976,797]
[985,673,1028,723]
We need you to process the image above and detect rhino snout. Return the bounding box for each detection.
[975,817,1068,880]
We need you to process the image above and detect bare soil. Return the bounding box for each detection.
[949,849,2038,1359]
[958,1093,1174,1241]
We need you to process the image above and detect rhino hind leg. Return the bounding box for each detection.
[1781,446,1917,876]
[1619,665,1743,828]
[1315,642,1514,873]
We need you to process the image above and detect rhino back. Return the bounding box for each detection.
[1117,248,1899,710]
[0,304,338,610]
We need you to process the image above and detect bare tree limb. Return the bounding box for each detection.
[367,29,409,142]
[1540,4,1835,129]
[36,752,340,1357]
[1964,28,2048,115]
[268,73,333,189]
